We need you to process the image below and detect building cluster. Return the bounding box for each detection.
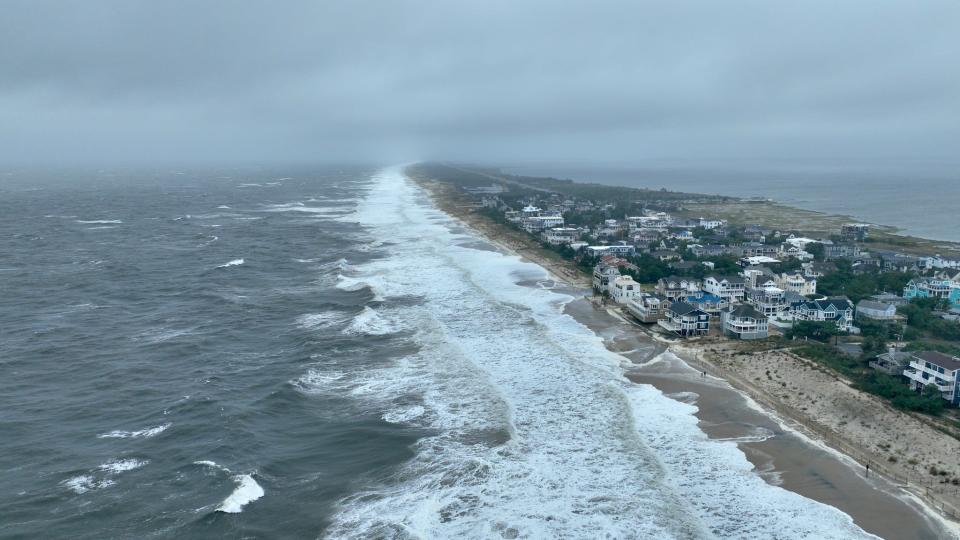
[480,189,960,405]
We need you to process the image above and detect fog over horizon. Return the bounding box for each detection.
[2,1,959,169]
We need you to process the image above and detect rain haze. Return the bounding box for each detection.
[1,0,958,167]
[6,3,960,540]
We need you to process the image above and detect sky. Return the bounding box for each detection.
[1,0,958,167]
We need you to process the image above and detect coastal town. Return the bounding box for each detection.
[409,162,960,524]
[462,170,960,407]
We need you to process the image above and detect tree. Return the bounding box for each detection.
[806,242,825,261]
[787,320,841,342]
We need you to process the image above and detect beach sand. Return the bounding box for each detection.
[566,298,954,540]
[410,170,960,539]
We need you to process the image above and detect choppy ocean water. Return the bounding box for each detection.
[0,166,876,538]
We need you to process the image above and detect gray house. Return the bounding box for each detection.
[721,305,769,340]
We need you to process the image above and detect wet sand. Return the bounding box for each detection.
[564,297,955,540]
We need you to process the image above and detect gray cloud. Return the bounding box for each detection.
[1,0,958,166]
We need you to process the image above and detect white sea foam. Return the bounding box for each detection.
[97,423,170,439]
[217,205,231,209]
[62,475,114,494]
[295,312,350,330]
[343,306,397,336]
[99,458,148,474]
[75,219,123,224]
[383,405,426,424]
[217,258,244,268]
[261,202,351,216]
[321,166,876,539]
[216,474,264,513]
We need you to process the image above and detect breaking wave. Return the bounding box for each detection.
[216,258,245,268]
[97,423,170,439]
[318,166,874,539]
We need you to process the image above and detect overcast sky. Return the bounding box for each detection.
[1,1,958,167]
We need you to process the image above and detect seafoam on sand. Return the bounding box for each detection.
[310,167,876,539]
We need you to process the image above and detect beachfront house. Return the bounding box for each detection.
[793,297,855,332]
[656,276,702,301]
[541,227,581,246]
[626,293,669,323]
[610,275,641,304]
[747,286,787,318]
[592,262,620,294]
[585,244,636,257]
[703,275,747,304]
[855,300,898,321]
[684,291,728,316]
[903,351,960,404]
[658,302,710,337]
[721,305,769,340]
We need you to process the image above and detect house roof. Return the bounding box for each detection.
[727,304,766,320]
[708,275,746,285]
[912,351,960,371]
[669,302,706,316]
[857,300,895,311]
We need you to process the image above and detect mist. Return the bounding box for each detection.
[1,0,958,167]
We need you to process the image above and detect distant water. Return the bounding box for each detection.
[504,163,960,243]
[1,166,874,538]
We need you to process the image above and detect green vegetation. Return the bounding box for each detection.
[858,372,945,415]
[792,342,946,415]
[785,321,841,343]
[898,298,960,341]
[817,260,913,303]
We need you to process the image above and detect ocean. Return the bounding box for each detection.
[504,163,960,243]
[1,166,877,538]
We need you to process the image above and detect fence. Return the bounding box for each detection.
[696,351,960,521]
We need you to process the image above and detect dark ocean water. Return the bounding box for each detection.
[1,166,881,539]
[0,167,427,539]
[504,163,960,242]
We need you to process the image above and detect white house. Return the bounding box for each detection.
[610,275,641,304]
[699,217,727,230]
[703,276,747,303]
[904,351,960,404]
[522,214,564,233]
[777,272,817,296]
[656,276,702,301]
[585,244,635,257]
[855,300,898,321]
[541,227,580,246]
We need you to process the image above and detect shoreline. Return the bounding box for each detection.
[408,167,960,539]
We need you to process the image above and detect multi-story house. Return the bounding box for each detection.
[683,291,728,317]
[610,275,641,304]
[793,297,855,331]
[658,302,710,337]
[585,244,636,257]
[703,276,747,304]
[903,276,960,309]
[777,272,817,296]
[747,286,786,318]
[592,262,620,293]
[541,227,580,246]
[824,244,861,260]
[721,305,769,340]
[626,293,669,323]
[841,223,870,242]
[904,351,960,404]
[656,276,702,301]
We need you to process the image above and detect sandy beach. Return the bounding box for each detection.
[410,169,960,539]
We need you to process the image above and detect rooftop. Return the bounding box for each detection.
[912,351,960,371]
